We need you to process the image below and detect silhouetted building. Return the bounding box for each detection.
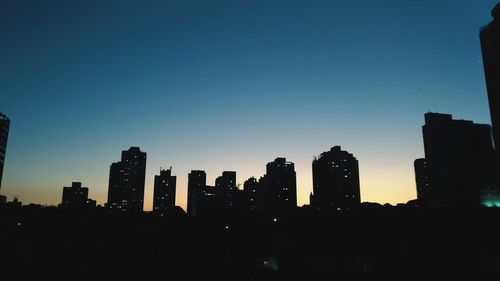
[244,177,259,211]
[0,113,10,190]
[106,147,147,213]
[61,182,90,208]
[311,146,361,211]
[480,3,500,148]
[421,113,496,208]
[86,198,97,208]
[256,175,270,211]
[201,185,218,214]
[414,158,430,206]
[6,197,21,208]
[187,170,206,216]
[216,171,237,209]
[153,167,176,214]
[233,189,251,211]
[263,158,297,212]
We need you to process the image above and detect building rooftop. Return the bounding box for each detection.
[493,3,500,19]
[0,113,9,121]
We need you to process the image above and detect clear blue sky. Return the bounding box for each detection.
[1,0,497,210]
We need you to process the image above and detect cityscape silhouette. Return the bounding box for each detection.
[1,2,500,280]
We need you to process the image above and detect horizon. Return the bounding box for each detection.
[1,0,498,211]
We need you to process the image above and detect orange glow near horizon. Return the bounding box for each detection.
[2,155,418,211]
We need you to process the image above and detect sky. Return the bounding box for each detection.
[0,0,497,211]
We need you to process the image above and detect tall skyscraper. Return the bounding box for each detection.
[264,158,297,212]
[311,146,360,211]
[256,175,269,211]
[61,182,94,208]
[216,171,237,209]
[480,4,500,148]
[153,167,177,214]
[243,177,259,211]
[106,147,147,213]
[0,113,10,191]
[421,113,495,208]
[187,170,206,216]
[414,158,430,206]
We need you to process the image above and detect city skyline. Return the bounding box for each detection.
[1,1,498,211]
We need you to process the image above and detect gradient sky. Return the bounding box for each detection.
[1,0,497,211]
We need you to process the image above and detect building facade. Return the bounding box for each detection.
[263,158,297,212]
[61,182,94,208]
[187,170,206,216]
[216,171,237,209]
[201,185,218,214]
[311,146,360,211]
[0,113,10,190]
[153,167,177,214]
[421,113,495,208]
[480,4,500,148]
[243,177,259,211]
[414,158,430,206]
[106,147,147,213]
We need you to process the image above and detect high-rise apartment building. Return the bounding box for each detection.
[243,177,259,211]
[61,182,95,208]
[107,147,147,213]
[153,167,176,214]
[480,4,500,148]
[187,170,206,216]
[414,158,430,206]
[0,113,10,190]
[216,171,236,209]
[311,146,360,211]
[421,113,495,208]
[263,158,297,212]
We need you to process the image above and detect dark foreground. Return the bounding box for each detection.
[1,205,499,281]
